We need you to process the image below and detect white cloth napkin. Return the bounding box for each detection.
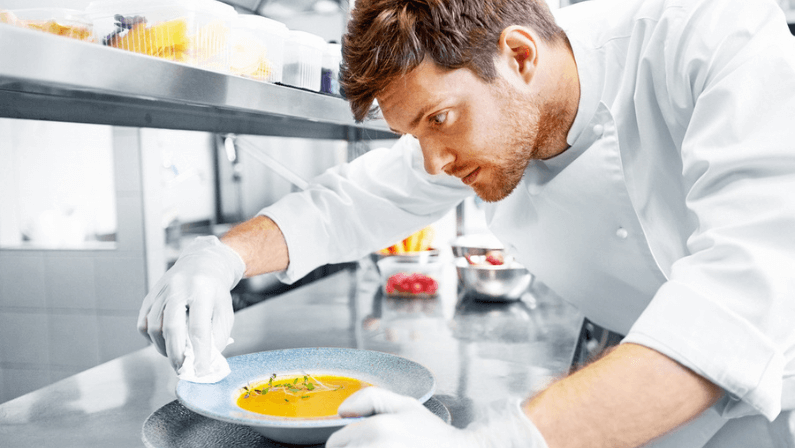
[176,337,232,383]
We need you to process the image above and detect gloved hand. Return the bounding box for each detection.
[326,387,548,448]
[137,235,245,377]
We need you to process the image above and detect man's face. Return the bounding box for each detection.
[377,59,565,202]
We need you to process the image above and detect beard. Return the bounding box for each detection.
[471,78,570,203]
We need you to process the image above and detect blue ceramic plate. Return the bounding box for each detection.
[175,347,436,445]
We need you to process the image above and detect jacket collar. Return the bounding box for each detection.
[553,8,606,150]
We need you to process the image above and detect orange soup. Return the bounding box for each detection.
[236,373,369,418]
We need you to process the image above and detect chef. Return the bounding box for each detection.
[138,0,795,446]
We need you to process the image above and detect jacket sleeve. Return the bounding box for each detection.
[624,0,795,421]
[257,135,471,282]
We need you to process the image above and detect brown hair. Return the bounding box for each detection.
[340,0,565,122]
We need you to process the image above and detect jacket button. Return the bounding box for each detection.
[593,124,604,137]
[616,228,628,239]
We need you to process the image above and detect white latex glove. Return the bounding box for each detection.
[326,387,548,448]
[137,235,245,378]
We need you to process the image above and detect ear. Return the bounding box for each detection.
[495,26,538,85]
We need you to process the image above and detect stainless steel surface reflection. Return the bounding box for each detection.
[350,257,582,428]
[0,257,582,447]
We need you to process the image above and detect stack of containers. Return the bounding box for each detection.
[85,0,237,73]
[282,30,327,92]
[0,8,94,41]
[3,2,338,92]
[230,14,289,83]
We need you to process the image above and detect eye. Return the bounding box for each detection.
[429,112,447,126]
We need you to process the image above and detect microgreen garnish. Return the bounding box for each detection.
[240,373,342,403]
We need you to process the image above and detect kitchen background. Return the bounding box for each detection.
[1,0,793,405]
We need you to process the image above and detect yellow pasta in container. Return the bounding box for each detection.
[230,14,288,83]
[1,8,94,41]
[86,0,236,72]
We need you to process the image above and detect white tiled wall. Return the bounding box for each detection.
[0,123,221,404]
[0,125,159,404]
[0,249,150,403]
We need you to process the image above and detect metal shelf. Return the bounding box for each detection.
[0,25,396,140]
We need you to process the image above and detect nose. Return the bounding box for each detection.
[419,136,455,175]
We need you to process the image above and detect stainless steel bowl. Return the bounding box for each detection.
[455,257,533,301]
[451,234,505,258]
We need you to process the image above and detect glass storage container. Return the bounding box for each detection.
[86,0,237,72]
[321,42,341,95]
[230,14,288,83]
[282,30,326,92]
[0,8,93,41]
[377,252,443,298]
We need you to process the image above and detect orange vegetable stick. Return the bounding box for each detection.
[404,232,418,252]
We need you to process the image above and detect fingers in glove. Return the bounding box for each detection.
[326,411,453,448]
[212,290,234,353]
[145,291,172,358]
[325,418,363,448]
[138,280,168,345]
[187,294,215,375]
[162,300,189,371]
[337,387,420,418]
[137,294,152,342]
[326,414,397,448]
[329,389,464,448]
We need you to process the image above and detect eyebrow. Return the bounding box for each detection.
[410,103,437,129]
[389,101,439,135]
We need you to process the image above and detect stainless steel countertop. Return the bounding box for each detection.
[0,257,582,447]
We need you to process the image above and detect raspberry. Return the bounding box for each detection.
[425,279,438,294]
[386,272,438,296]
[486,255,504,265]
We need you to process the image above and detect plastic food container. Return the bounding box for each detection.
[230,14,288,83]
[377,251,443,298]
[321,42,341,95]
[282,30,326,91]
[0,8,93,41]
[86,0,237,72]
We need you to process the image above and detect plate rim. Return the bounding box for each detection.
[175,347,436,429]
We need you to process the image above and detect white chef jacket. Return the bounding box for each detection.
[260,0,795,445]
